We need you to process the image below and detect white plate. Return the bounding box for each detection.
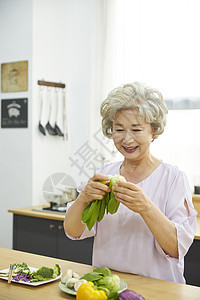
[0,266,62,286]
[59,278,127,296]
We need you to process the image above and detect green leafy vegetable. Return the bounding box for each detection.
[80,267,121,297]
[97,194,107,222]
[107,191,120,215]
[80,271,103,282]
[82,200,98,223]
[81,174,126,230]
[93,267,111,277]
[96,274,121,292]
[107,290,120,299]
[13,262,30,275]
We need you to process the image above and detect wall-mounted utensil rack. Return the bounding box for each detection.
[37,80,67,138]
[38,80,65,89]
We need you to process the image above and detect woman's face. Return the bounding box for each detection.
[112,109,155,161]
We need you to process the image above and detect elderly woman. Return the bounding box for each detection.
[64,82,197,283]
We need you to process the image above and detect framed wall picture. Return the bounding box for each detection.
[1,98,28,128]
[1,60,28,92]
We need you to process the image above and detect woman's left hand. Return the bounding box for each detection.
[112,180,151,215]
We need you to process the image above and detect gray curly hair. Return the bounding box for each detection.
[100,82,168,139]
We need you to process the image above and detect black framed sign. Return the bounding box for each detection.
[1,98,28,128]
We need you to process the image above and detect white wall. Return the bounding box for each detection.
[0,0,94,248]
[0,0,33,248]
[32,0,94,205]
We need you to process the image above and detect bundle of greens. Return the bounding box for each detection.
[81,174,126,230]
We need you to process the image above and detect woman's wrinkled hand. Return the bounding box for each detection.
[112,180,151,215]
[81,173,111,205]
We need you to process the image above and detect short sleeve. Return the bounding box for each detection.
[156,170,197,260]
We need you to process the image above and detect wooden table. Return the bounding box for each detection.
[1,248,200,300]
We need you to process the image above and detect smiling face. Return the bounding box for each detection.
[112,109,155,162]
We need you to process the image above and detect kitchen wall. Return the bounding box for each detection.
[0,0,94,248]
[32,0,93,205]
[0,0,33,249]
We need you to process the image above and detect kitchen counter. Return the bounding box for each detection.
[8,204,66,222]
[1,247,200,300]
[8,194,200,240]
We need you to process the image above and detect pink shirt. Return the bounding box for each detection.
[65,161,197,283]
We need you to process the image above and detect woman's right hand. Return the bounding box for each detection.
[81,173,111,205]
[64,173,110,237]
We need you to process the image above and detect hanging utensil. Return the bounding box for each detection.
[55,88,64,137]
[38,86,46,135]
[63,89,68,140]
[46,87,57,135]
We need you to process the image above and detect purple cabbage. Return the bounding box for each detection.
[119,290,145,300]
[12,272,31,283]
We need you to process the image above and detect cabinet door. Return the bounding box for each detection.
[57,221,94,265]
[184,240,200,287]
[13,215,57,258]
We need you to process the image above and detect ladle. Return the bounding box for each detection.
[54,88,64,137]
[46,87,57,135]
[38,87,46,135]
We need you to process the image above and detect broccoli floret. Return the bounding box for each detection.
[53,264,61,278]
[35,266,54,279]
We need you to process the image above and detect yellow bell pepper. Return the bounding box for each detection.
[76,281,107,300]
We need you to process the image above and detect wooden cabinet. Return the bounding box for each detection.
[9,204,200,286]
[13,214,94,265]
[184,239,200,287]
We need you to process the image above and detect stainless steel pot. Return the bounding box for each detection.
[56,186,78,206]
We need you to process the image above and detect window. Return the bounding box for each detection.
[90,0,200,189]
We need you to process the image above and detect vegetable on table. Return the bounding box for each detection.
[66,277,79,288]
[118,290,145,300]
[93,267,111,277]
[61,269,81,284]
[60,267,124,299]
[61,269,87,291]
[74,279,88,292]
[31,266,54,281]
[80,267,121,298]
[12,272,31,282]
[53,264,61,278]
[13,262,30,275]
[76,281,107,300]
[11,262,61,283]
[96,275,120,292]
[82,174,126,230]
[61,269,73,283]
